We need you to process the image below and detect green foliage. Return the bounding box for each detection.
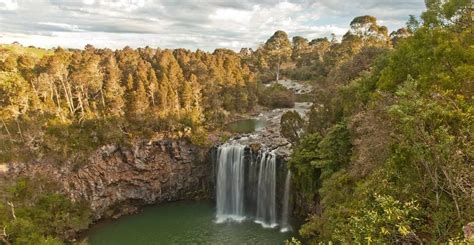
[337,194,421,244]
[313,122,352,179]
[289,134,322,195]
[259,83,295,108]
[387,79,474,240]
[187,127,209,147]
[287,1,473,243]
[280,110,304,143]
[0,178,91,244]
[378,24,473,92]
[1,1,472,243]
[285,237,303,245]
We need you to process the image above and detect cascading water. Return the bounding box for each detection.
[214,142,292,230]
[215,143,246,223]
[280,170,292,232]
[255,152,277,228]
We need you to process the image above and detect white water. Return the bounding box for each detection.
[216,143,246,223]
[280,170,292,232]
[255,151,277,227]
[215,143,291,229]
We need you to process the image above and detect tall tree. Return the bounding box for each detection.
[102,55,125,117]
[263,30,292,81]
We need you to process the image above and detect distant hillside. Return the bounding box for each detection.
[0,43,52,60]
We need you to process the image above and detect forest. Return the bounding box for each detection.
[0,0,472,244]
[281,0,473,243]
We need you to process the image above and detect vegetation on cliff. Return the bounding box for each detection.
[0,178,91,244]
[281,0,473,243]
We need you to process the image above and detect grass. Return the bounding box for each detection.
[295,93,314,103]
[0,43,53,59]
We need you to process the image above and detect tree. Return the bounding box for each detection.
[127,74,150,119]
[406,15,420,33]
[421,0,471,29]
[280,110,304,143]
[389,28,411,46]
[263,30,292,81]
[339,194,421,244]
[102,55,125,117]
[343,15,389,49]
[292,36,309,61]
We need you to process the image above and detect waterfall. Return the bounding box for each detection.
[280,170,292,232]
[215,143,292,229]
[215,143,246,223]
[255,152,277,228]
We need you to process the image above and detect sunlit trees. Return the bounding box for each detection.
[0,41,258,164]
[344,15,389,48]
[102,55,125,117]
[262,30,292,81]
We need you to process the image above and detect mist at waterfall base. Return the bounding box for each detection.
[215,143,293,233]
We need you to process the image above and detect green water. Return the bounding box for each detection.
[87,201,294,245]
[227,119,265,133]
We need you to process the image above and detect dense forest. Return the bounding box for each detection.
[0,0,472,243]
[279,0,473,243]
[0,45,260,163]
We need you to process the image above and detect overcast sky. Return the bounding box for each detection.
[0,0,426,51]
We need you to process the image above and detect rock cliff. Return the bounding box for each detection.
[7,139,212,220]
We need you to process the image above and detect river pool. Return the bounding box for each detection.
[87,201,295,245]
[227,119,265,133]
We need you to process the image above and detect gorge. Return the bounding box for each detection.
[1,2,473,243]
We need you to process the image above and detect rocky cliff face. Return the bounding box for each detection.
[8,139,212,220]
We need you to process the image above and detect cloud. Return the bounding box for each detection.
[0,0,18,10]
[96,0,150,11]
[38,22,85,32]
[83,0,95,5]
[0,0,426,51]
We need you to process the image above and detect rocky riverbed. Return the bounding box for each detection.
[230,80,313,158]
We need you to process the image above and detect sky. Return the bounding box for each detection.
[0,0,426,51]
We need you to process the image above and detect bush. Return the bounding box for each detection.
[259,83,295,108]
[0,178,92,244]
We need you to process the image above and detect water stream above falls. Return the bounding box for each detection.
[226,118,266,133]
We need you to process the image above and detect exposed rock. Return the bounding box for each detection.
[249,143,263,152]
[7,139,212,220]
[276,80,313,94]
[231,100,312,159]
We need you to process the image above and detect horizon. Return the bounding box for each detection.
[0,0,426,51]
